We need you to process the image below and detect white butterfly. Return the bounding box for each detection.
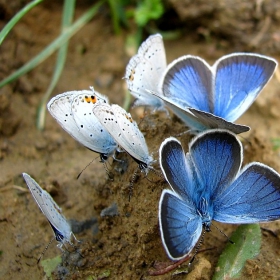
[47,87,117,161]
[124,34,166,112]
[92,103,153,173]
[22,173,75,250]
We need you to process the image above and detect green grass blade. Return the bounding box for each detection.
[213,224,261,279]
[36,0,75,130]
[108,0,121,34]
[0,0,43,45]
[61,0,76,27]
[0,0,105,90]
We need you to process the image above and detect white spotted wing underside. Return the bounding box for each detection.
[22,173,72,243]
[125,34,166,110]
[47,89,117,157]
[93,103,153,167]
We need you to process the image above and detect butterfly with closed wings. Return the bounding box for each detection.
[22,173,77,261]
[47,87,117,162]
[124,34,166,112]
[92,103,153,173]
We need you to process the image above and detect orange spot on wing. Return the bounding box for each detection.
[84,95,97,104]
[125,114,133,123]
[129,69,135,81]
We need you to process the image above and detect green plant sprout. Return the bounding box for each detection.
[107,0,128,35]
[134,0,164,27]
[86,270,111,280]
[41,255,62,279]
[213,224,261,279]
[271,138,280,151]
[0,1,103,91]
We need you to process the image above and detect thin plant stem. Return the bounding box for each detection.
[0,0,105,90]
[0,0,43,45]
[36,0,75,130]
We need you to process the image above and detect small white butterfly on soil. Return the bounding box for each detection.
[47,87,117,162]
[22,173,77,255]
[92,103,153,173]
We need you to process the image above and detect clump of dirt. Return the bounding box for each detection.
[167,0,280,54]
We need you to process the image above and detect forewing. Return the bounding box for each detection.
[47,90,117,155]
[93,103,152,166]
[124,34,166,110]
[189,108,250,134]
[152,93,209,132]
[160,137,196,203]
[161,55,213,112]
[214,53,277,121]
[214,163,280,223]
[189,130,242,199]
[47,91,89,145]
[159,190,202,260]
[23,173,72,242]
[71,91,117,155]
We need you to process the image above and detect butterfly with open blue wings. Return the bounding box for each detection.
[154,53,277,134]
[159,130,280,260]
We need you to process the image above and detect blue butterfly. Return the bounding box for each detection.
[154,53,277,134]
[159,130,280,260]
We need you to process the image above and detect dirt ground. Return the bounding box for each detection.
[1,2,280,280]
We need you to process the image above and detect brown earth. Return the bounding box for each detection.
[1,2,280,280]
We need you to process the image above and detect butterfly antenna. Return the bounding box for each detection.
[76,155,99,179]
[102,161,114,181]
[189,227,207,265]
[128,166,140,201]
[37,236,55,264]
[175,129,193,138]
[71,232,81,244]
[144,175,153,184]
[142,167,164,185]
[212,223,234,244]
[148,166,164,180]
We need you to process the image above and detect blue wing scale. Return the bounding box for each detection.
[214,163,280,223]
[159,190,202,260]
